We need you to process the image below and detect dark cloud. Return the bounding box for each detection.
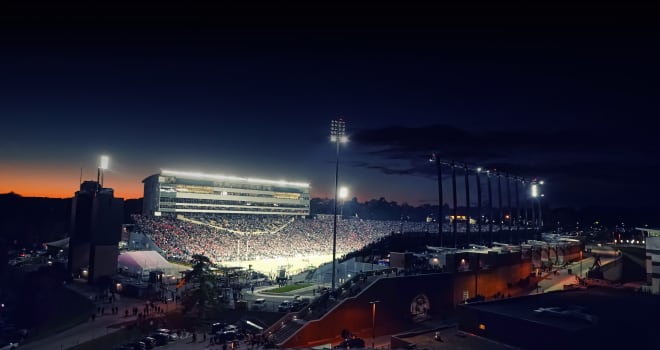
[349,124,659,208]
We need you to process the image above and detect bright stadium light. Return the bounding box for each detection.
[339,186,349,199]
[531,183,538,198]
[97,155,110,189]
[160,169,310,188]
[331,119,348,143]
[100,155,109,170]
[477,167,482,172]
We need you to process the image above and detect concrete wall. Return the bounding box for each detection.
[281,259,531,348]
[282,273,454,348]
[453,259,532,303]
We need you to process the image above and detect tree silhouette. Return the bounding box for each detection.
[181,254,221,319]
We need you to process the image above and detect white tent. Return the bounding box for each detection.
[117,250,179,279]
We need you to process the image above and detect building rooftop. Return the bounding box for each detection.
[462,287,660,332]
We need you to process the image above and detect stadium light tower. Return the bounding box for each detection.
[330,119,347,291]
[339,186,349,217]
[98,155,109,189]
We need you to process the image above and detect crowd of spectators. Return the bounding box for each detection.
[132,213,523,265]
[133,214,408,264]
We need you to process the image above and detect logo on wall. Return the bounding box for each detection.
[410,293,431,322]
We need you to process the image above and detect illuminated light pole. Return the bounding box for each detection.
[531,181,544,231]
[476,167,483,244]
[339,186,349,217]
[531,182,538,229]
[369,300,380,349]
[538,180,545,229]
[330,119,347,291]
[98,155,109,190]
[429,153,444,246]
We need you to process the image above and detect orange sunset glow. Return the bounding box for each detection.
[0,166,143,199]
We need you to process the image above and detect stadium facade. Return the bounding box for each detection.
[142,170,310,217]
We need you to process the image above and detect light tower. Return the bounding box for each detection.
[330,119,347,291]
[98,155,109,189]
[339,186,349,217]
[429,153,444,246]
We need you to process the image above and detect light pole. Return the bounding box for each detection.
[429,153,443,246]
[98,155,109,190]
[579,249,583,283]
[369,300,380,349]
[339,186,349,217]
[531,180,544,231]
[330,119,347,291]
[476,167,483,244]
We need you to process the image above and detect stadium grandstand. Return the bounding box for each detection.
[142,169,311,217]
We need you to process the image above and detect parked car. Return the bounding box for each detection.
[149,332,169,346]
[140,337,156,349]
[155,329,178,341]
[252,298,267,310]
[214,331,239,342]
[278,300,292,312]
[211,322,228,334]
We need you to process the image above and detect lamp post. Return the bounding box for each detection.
[369,300,380,349]
[330,119,347,291]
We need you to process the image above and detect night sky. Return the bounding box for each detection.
[1,2,658,213]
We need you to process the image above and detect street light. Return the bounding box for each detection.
[330,119,347,292]
[369,300,380,349]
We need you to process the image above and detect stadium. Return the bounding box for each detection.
[133,169,539,280]
[136,170,411,278]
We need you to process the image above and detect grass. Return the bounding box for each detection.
[261,283,312,294]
